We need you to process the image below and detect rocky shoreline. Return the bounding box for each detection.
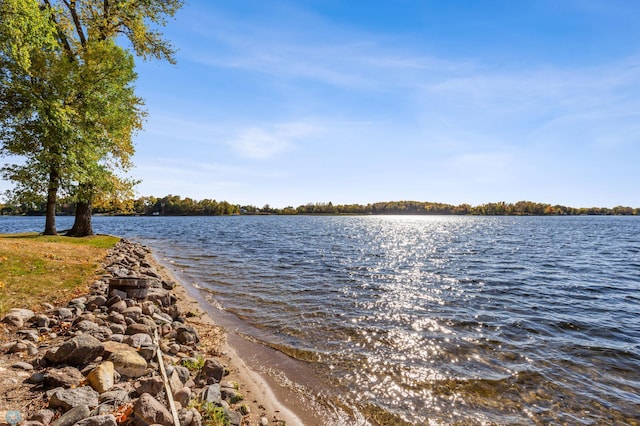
[0,239,296,426]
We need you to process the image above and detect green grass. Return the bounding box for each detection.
[181,355,206,372]
[0,233,119,316]
[189,401,229,426]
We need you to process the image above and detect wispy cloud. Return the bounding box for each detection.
[227,122,322,160]
[141,114,325,161]
[179,8,460,91]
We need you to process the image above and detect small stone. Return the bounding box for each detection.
[122,306,142,321]
[12,361,34,370]
[3,316,24,328]
[178,408,194,426]
[164,304,180,320]
[102,341,135,357]
[132,393,173,426]
[124,333,153,348]
[107,311,126,324]
[138,315,157,329]
[43,366,85,388]
[7,340,36,354]
[259,417,269,426]
[225,408,242,426]
[87,361,115,394]
[56,307,74,319]
[162,280,176,290]
[17,328,40,342]
[51,404,91,426]
[75,414,117,426]
[28,372,45,384]
[201,383,222,406]
[174,365,190,384]
[174,386,191,407]
[109,288,128,300]
[109,323,126,334]
[125,323,153,336]
[70,297,88,305]
[34,314,51,328]
[168,370,183,394]
[109,350,147,378]
[76,320,101,333]
[135,376,164,396]
[29,409,56,425]
[108,300,127,313]
[99,389,130,404]
[75,313,96,324]
[141,301,156,316]
[221,384,243,404]
[154,314,173,326]
[146,287,172,307]
[176,330,197,345]
[196,358,225,385]
[2,308,35,327]
[89,326,113,340]
[138,345,157,361]
[88,295,107,308]
[105,295,122,307]
[109,334,125,343]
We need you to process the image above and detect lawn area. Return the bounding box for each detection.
[0,233,120,316]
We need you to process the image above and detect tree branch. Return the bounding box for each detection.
[42,0,76,61]
[64,0,87,48]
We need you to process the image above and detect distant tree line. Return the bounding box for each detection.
[1,195,638,217]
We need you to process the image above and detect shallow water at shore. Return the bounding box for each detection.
[2,215,640,424]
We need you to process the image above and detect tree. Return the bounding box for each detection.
[0,0,182,236]
[0,0,72,233]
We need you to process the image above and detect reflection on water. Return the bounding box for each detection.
[2,215,639,424]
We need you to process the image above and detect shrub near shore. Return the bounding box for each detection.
[0,234,119,316]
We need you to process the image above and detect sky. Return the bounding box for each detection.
[81,1,640,207]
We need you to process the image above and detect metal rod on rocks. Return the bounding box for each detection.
[154,328,181,426]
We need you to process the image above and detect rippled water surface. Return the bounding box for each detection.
[3,215,640,424]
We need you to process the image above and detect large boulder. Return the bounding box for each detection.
[43,366,85,388]
[49,387,99,411]
[44,335,103,365]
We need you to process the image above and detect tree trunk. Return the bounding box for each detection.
[68,201,94,237]
[43,168,59,235]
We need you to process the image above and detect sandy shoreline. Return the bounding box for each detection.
[148,252,318,426]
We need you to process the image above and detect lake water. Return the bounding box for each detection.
[2,215,639,424]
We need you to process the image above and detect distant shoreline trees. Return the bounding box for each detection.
[1,195,638,217]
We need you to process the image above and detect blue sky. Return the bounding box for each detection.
[129,0,640,208]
